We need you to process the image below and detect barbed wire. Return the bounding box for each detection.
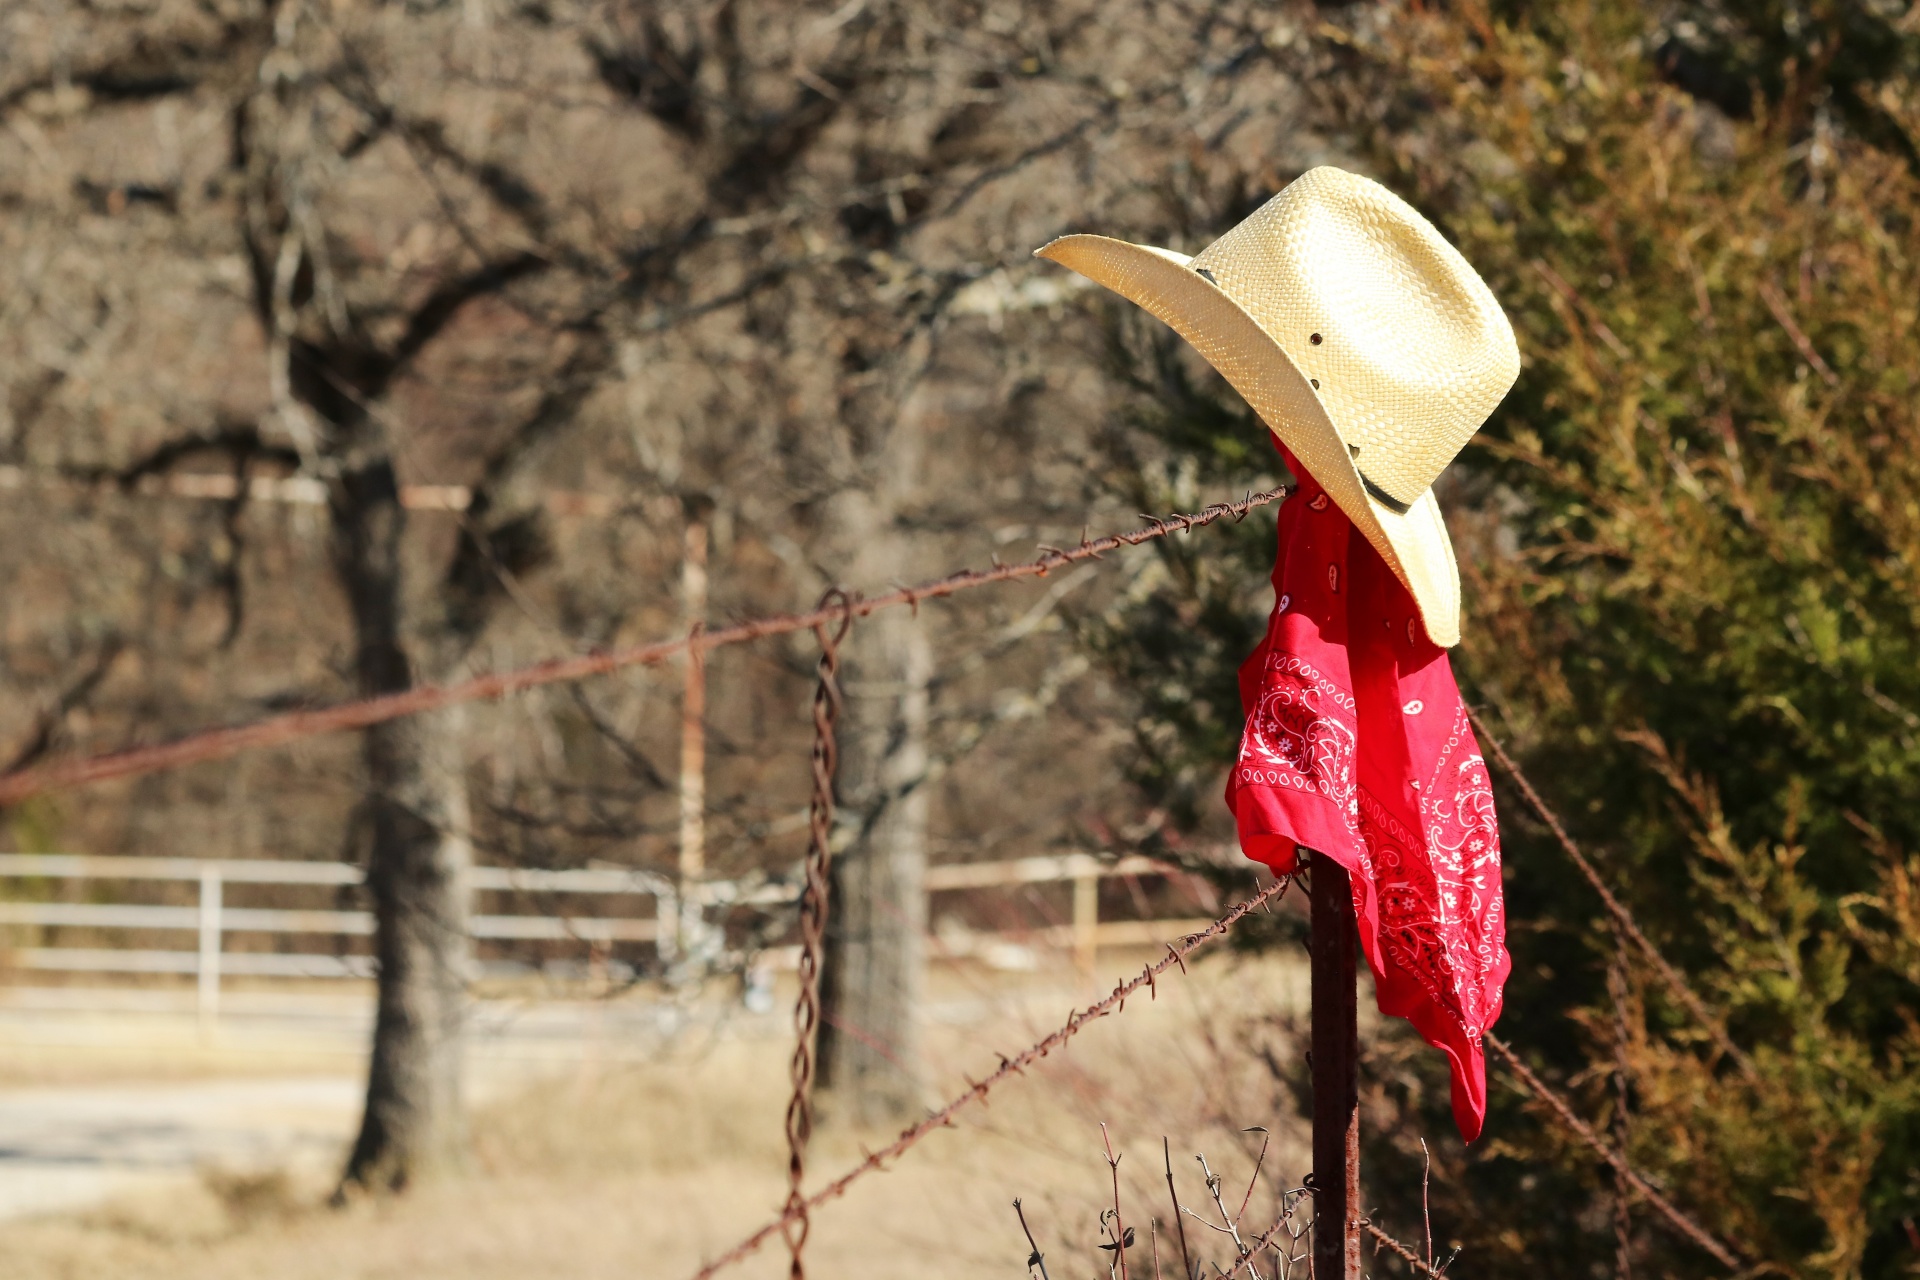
[683,698,1764,1280]
[782,592,851,1280]
[1468,710,1748,1268]
[2,478,1756,1274]
[1362,1222,1447,1277]
[685,872,1297,1280]
[679,864,1740,1280]
[1484,1032,1742,1270]
[0,487,1288,808]
[1465,708,1759,1083]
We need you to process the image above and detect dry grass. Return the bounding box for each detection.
[0,951,1312,1280]
[0,1029,364,1088]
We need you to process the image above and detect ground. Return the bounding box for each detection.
[0,951,1315,1280]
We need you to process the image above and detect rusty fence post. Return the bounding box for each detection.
[678,499,711,885]
[1310,849,1361,1280]
[676,500,713,972]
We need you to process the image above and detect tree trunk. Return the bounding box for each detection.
[334,460,472,1193]
[816,600,931,1126]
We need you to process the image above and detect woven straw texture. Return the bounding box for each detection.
[1034,166,1519,647]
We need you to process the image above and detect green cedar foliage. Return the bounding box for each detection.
[1088,3,1920,1275]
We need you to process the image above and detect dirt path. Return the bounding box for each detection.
[0,984,783,1221]
[0,1076,360,1220]
[0,955,1312,1279]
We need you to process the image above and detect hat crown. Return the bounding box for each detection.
[1190,167,1519,507]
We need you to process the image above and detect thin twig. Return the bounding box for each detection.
[1756,279,1839,387]
[1102,1124,1132,1280]
[1420,1139,1433,1272]
[1196,1154,1249,1259]
[1235,1129,1270,1223]
[1608,948,1636,1280]
[1165,1137,1195,1280]
[1014,1198,1052,1280]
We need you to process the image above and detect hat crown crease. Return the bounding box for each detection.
[1189,167,1519,508]
[1029,164,1521,647]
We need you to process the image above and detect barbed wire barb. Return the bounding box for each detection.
[1362,1222,1449,1278]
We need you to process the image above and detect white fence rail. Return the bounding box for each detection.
[0,852,1213,1025]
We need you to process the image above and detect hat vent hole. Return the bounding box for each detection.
[1310,378,1320,389]
[1310,332,1323,344]
[1349,444,1360,457]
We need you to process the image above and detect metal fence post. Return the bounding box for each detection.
[1310,849,1361,1280]
[197,862,223,1037]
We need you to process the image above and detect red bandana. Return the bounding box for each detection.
[1228,448,1510,1141]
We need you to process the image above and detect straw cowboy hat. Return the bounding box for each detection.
[1036,166,1519,647]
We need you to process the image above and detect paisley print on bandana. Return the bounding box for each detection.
[1226,446,1510,1142]
[1241,654,1356,807]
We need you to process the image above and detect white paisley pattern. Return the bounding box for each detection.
[1231,445,1505,1138]
[1416,706,1504,1031]
[1362,705,1503,1040]
[1238,653,1358,820]
[1239,657,1503,1043]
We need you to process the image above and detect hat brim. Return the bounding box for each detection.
[1036,233,1462,647]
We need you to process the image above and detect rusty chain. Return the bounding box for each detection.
[782,589,852,1280]
[0,488,1287,807]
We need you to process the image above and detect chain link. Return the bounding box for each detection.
[782,588,853,1280]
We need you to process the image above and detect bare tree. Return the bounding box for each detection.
[2,0,1328,1182]
[819,552,935,1122]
